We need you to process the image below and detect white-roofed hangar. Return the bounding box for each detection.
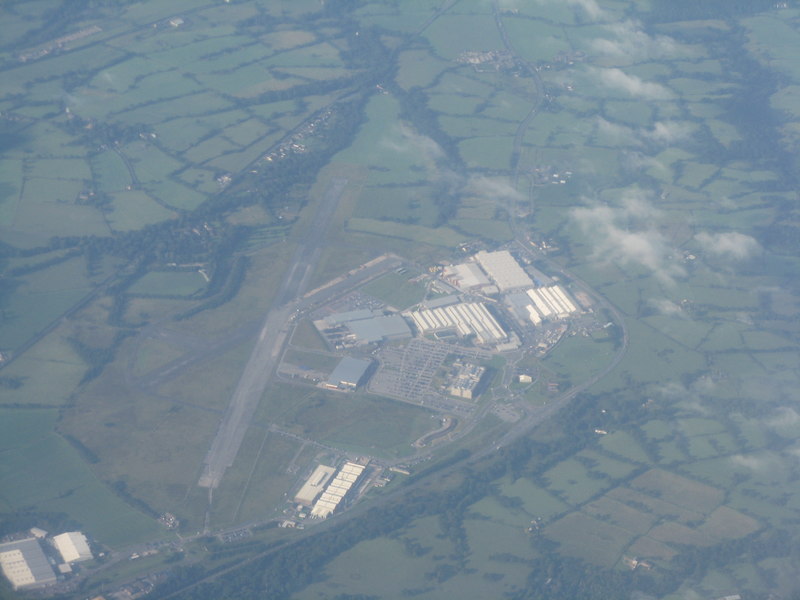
[53,531,92,564]
[0,538,57,590]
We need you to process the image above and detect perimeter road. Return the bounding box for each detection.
[198,177,348,489]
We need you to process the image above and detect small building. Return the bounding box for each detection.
[53,532,92,564]
[0,538,57,590]
[294,464,336,507]
[325,357,372,390]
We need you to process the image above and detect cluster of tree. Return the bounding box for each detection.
[67,328,134,384]
[174,255,249,321]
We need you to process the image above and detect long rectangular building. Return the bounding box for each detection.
[0,538,56,590]
[294,464,336,506]
[310,462,366,519]
[406,302,507,345]
[525,285,579,322]
[474,250,533,291]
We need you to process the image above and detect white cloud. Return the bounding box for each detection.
[466,176,525,202]
[592,20,691,61]
[694,231,762,261]
[643,121,695,144]
[731,454,766,471]
[570,191,685,285]
[381,123,444,164]
[595,118,694,148]
[648,298,687,317]
[595,68,673,100]
[767,406,800,428]
[531,0,605,19]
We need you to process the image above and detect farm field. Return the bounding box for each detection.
[1,0,799,599]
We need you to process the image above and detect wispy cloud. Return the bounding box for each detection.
[381,123,444,164]
[595,118,694,148]
[531,0,605,19]
[595,67,673,100]
[592,20,692,61]
[694,231,762,261]
[570,190,685,285]
[648,298,687,318]
[466,176,525,202]
[643,121,695,144]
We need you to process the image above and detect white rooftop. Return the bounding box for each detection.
[474,250,533,291]
[53,532,92,564]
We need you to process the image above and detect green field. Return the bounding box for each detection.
[360,271,428,309]
[0,408,161,547]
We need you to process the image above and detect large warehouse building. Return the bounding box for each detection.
[0,538,57,590]
[324,357,372,390]
[406,302,508,346]
[310,462,366,519]
[53,532,92,564]
[294,464,336,507]
[474,250,533,291]
[314,310,412,347]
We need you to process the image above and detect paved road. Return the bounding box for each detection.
[198,178,349,489]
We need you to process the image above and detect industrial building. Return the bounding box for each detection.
[447,362,486,400]
[294,464,336,506]
[324,357,372,390]
[0,538,57,590]
[474,250,533,291]
[441,262,491,290]
[406,302,508,346]
[525,285,578,321]
[310,462,366,519]
[53,531,92,564]
[314,310,412,347]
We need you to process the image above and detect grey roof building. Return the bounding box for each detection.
[0,538,57,590]
[326,357,372,389]
[347,314,412,344]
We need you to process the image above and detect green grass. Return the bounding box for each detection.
[459,136,514,170]
[360,271,427,309]
[500,477,569,522]
[541,458,613,506]
[291,319,328,351]
[282,348,340,372]
[347,218,464,248]
[209,427,301,528]
[106,190,176,231]
[395,49,451,89]
[255,384,433,459]
[424,14,505,58]
[128,270,208,297]
[0,408,161,547]
[355,185,441,226]
[545,511,633,567]
[91,150,132,192]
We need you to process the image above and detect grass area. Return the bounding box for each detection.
[541,458,613,506]
[360,271,427,309]
[347,217,464,247]
[128,270,208,297]
[255,384,433,459]
[291,319,328,351]
[545,512,633,567]
[282,348,340,372]
[0,408,161,547]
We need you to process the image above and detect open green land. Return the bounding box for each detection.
[1,0,799,599]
